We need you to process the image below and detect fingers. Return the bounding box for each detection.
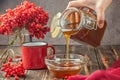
[96,9,105,28]
[95,0,112,28]
[66,0,85,9]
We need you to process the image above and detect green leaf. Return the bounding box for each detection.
[8,34,18,45]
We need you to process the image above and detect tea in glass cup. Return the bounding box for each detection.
[45,54,85,78]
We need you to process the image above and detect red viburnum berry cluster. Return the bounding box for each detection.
[1,58,25,80]
[0,1,50,39]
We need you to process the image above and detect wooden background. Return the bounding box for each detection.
[0,0,120,45]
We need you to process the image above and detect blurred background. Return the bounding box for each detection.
[0,0,120,46]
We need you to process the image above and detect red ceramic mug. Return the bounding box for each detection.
[22,42,55,70]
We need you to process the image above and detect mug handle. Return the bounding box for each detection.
[47,44,55,55]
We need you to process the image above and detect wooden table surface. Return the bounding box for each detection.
[0,45,120,80]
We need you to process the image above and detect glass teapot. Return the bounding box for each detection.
[51,7,107,47]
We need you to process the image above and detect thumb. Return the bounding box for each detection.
[66,1,85,9]
[96,9,105,28]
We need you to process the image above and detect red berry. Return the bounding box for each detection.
[15,75,19,80]
[1,58,26,79]
[8,58,13,62]
[2,64,8,67]
[11,71,16,75]
[1,67,6,71]
[15,56,21,58]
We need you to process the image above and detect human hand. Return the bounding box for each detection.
[67,0,112,28]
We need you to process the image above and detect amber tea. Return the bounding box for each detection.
[45,54,85,79]
[49,61,81,78]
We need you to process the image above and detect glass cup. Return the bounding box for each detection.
[45,53,85,79]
